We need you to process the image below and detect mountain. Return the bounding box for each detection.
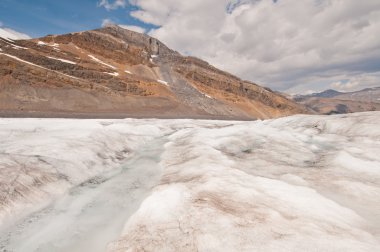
[333,87,380,103]
[294,89,343,99]
[0,25,305,119]
[294,87,380,114]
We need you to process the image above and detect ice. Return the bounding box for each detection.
[37,41,47,46]
[0,112,380,251]
[88,55,117,69]
[0,136,167,252]
[109,112,380,251]
[0,119,166,226]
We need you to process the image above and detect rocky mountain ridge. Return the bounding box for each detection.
[294,87,380,114]
[0,25,306,119]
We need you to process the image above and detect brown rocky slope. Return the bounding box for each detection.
[0,25,306,119]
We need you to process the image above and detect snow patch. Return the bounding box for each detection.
[0,38,28,49]
[12,45,27,50]
[105,72,119,77]
[157,79,169,86]
[125,70,132,74]
[0,37,13,43]
[0,53,49,69]
[204,93,212,99]
[46,56,77,65]
[0,53,79,80]
[88,55,117,70]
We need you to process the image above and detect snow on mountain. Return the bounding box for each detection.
[88,54,117,69]
[46,56,77,65]
[0,112,380,251]
[0,53,79,80]
[157,79,169,86]
[0,28,31,41]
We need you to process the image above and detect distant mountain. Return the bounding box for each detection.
[294,89,343,100]
[334,87,380,103]
[294,87,380,114]
[0,25,305,119]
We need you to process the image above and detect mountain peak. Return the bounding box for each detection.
[0,27,306,119]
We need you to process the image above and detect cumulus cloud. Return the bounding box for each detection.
[129,0,380,93]
[330,81,360,92]
[118,25,146,33]
[0,27,31,40]
[102,18,145,33]
[330,71,380,92]
[101,18,115,27]
[98,0,126,11]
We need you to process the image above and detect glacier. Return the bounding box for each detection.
[0,112,379,251]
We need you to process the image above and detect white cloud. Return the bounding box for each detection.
[330,81,360,92]
[0,27,31,40]
[101,18,145,33]
[101,18,115,27]
[129,0,380,93]
[329,72,380,92]
[98,0,126,11]
[118,25,146,33]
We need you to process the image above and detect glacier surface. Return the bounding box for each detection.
[0,112,379,251]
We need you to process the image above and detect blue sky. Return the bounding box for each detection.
[0,0,153,38]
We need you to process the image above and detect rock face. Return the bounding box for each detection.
[0,25,306,119]
[295,87,380,115]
